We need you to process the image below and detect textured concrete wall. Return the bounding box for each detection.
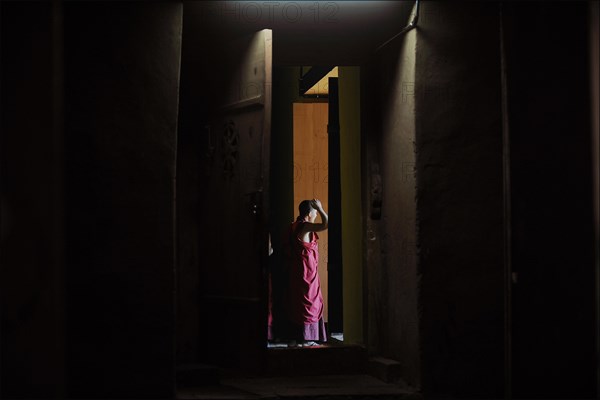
[415,2,504,397]
[64,2,182,397]
[363,16,420,387]
[270,66,297,249]
[379,29,419,386]
[364,2,596,397]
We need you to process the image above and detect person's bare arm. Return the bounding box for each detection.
[303,199,328,233]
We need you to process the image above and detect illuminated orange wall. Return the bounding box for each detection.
[293,102,329,321]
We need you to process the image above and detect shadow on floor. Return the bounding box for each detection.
[177,374,420,400]
[177,342,420,399]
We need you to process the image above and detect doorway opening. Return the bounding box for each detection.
[268,65,362,353]
[293,100,331,330]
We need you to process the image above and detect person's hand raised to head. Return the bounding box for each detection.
[311,199,323,210]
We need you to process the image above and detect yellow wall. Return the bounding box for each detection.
[339,67,363,343]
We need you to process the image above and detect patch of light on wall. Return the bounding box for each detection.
[305,67,338,96]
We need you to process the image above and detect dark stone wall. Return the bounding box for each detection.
[179,3,261,369]
[176,2,209,366]
[175,112,201,364]
[178,2,240,367]
[1,2,66,398]
[415,2,504,397]
[64,2,182,398]
[270,66,297,267]
[362,20,421,387]
[363,2,504,395]
[504,2,596,398]
[2,2,183,398]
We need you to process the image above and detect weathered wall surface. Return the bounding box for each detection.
[64,2,182,397]
[363,15,420,388]
[270,66,297,248]
[415,2,504,397]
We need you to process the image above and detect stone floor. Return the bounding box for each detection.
[177,342,420,400]
[177,374,421,400]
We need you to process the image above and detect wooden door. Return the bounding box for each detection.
[293,102,329,322]
[202,29,272,371]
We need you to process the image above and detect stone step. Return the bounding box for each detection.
[367,357,404,384]
[176,363,220,387]
[178,374,420,400]
[265,343,368,376]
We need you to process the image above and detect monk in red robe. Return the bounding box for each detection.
[285,198,328,346]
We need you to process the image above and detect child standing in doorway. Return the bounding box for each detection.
[285,198,328,346]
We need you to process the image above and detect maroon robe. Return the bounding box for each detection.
[267,272,274,340]
[286,221,327,341]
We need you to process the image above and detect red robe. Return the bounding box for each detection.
[287,221,324,327]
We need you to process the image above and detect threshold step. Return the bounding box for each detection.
[222,374,420,400]
[266,344,367,376]
[177,363,220,387]
[178,374,421,400]
[368,357,403,383]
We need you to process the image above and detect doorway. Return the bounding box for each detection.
[293,101,330,324]
[270,66,363,348]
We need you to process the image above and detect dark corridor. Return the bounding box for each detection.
[1,1,599,399]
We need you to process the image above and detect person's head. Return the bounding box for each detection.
[298,200,317,222]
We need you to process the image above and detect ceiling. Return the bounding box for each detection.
[185,1,415,65]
